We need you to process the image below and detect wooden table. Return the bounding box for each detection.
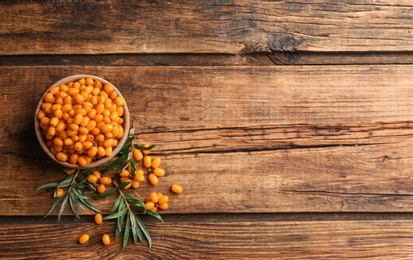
[2,1,413,259]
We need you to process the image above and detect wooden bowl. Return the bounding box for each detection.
[34,74,130,169]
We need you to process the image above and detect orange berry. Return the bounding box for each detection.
[158,203,168,210]
[153,168,165,177]
[145,201,155,210]
[132,182,140,189]
[149,192,158,203]
[102,234,110,245]
[55,188,64,198]
[133,149,143,161]
[95,213,103,225]
[87,174,99,184]
[171,184,183,194]
[100,176,112,185]
[78,234,89,245]
[143,156,152,168]
[97,184,106,194]
[148,174,158,185]
[151,157,161,169]
[158,195,169,205]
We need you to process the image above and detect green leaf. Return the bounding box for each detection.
[93,188,116,200]
[35,182,60,192]
[130,159,136,178]
[57,195,69,222]
[110,195,123,213]
[58,175,75,188]
[133,214,143,242]
[118,181,132,189]
[72,188,88,200]
[122,212,131,250]
[145,210,164,222]
[124,194,145,209]
[69,195,80,219]
[78,197,101,213]
[116,200,126,241]
[135,215,152,248]
[133,144,156,150]
[43,196,63,218]
[70,191,85,211]
[104,153,129,171]
[103,207,127,220]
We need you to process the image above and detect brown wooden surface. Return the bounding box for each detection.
[2,1,413,259]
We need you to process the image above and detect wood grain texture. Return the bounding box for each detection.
[1,220,413,259]
[1,66,413,215]
[2,1,413,55]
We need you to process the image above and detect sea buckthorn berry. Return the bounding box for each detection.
[56,152,68,162]
[50,117,59,127]
[151,207,158,213]
[56,121,66,132]
[69,153,78,164]
[102,234,110,246]
[133,149,143,161]
[92,170,101,179]
[171,184,183,194]
[148,174,158,185]
[151,157,161,169]
[159,203,168,210]
[95,213,103,225]
[88,174,99,184]
[104,83,113,94]
[119,169,130,177]
[100,176,112,185]
[149,192,158,203]
[143,156,152,168]
[66,169,76,175]
[145,201,155,211]
[115,96,124,107]
[132,182,140,189]
[142,144,151,155]
[97,184,106,194]
[105,146,113,157]
[44,93,54,102]
[97,146,106,157]
[153,168,165,177]
[78,234,89,245]
[123,182,132,190]
[158,195,169,205]
[55,188,64,198]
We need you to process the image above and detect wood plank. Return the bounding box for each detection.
[1,220,413,259]
[1,66,413,215]
[3,1,413,54]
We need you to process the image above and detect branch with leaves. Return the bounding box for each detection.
[35,128,166,249]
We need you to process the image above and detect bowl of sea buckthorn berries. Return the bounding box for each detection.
[35,75,130,168]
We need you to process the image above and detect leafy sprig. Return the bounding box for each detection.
[36,168,101,221]
[95,181,163,249]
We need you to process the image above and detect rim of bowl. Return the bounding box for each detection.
[34,74,131,169]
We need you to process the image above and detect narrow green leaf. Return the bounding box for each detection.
[86,182,97,191]
[130,159,136,178]
[116,214,124,241]
[70,191,85,211]
[35,182,59,192]
[133,144,156,150]
[43,196,63,218]
[118,181,132,189]
[133,214,143,242]
[110,195,123,213]
[93,188,116,200]
[78,197,101,213]
[122,213,131,250]
[124,194,145,208]
[72,188,88,200]
[135,215,152,248]
[115,200,126,241]
[58,195,69,222]
[58,175,75,188]
[103,207,127,220]
[131,224,138,244]
[69,195,80,219]
[145,210,164,222]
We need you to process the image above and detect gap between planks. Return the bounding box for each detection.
[2,52,413,67]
